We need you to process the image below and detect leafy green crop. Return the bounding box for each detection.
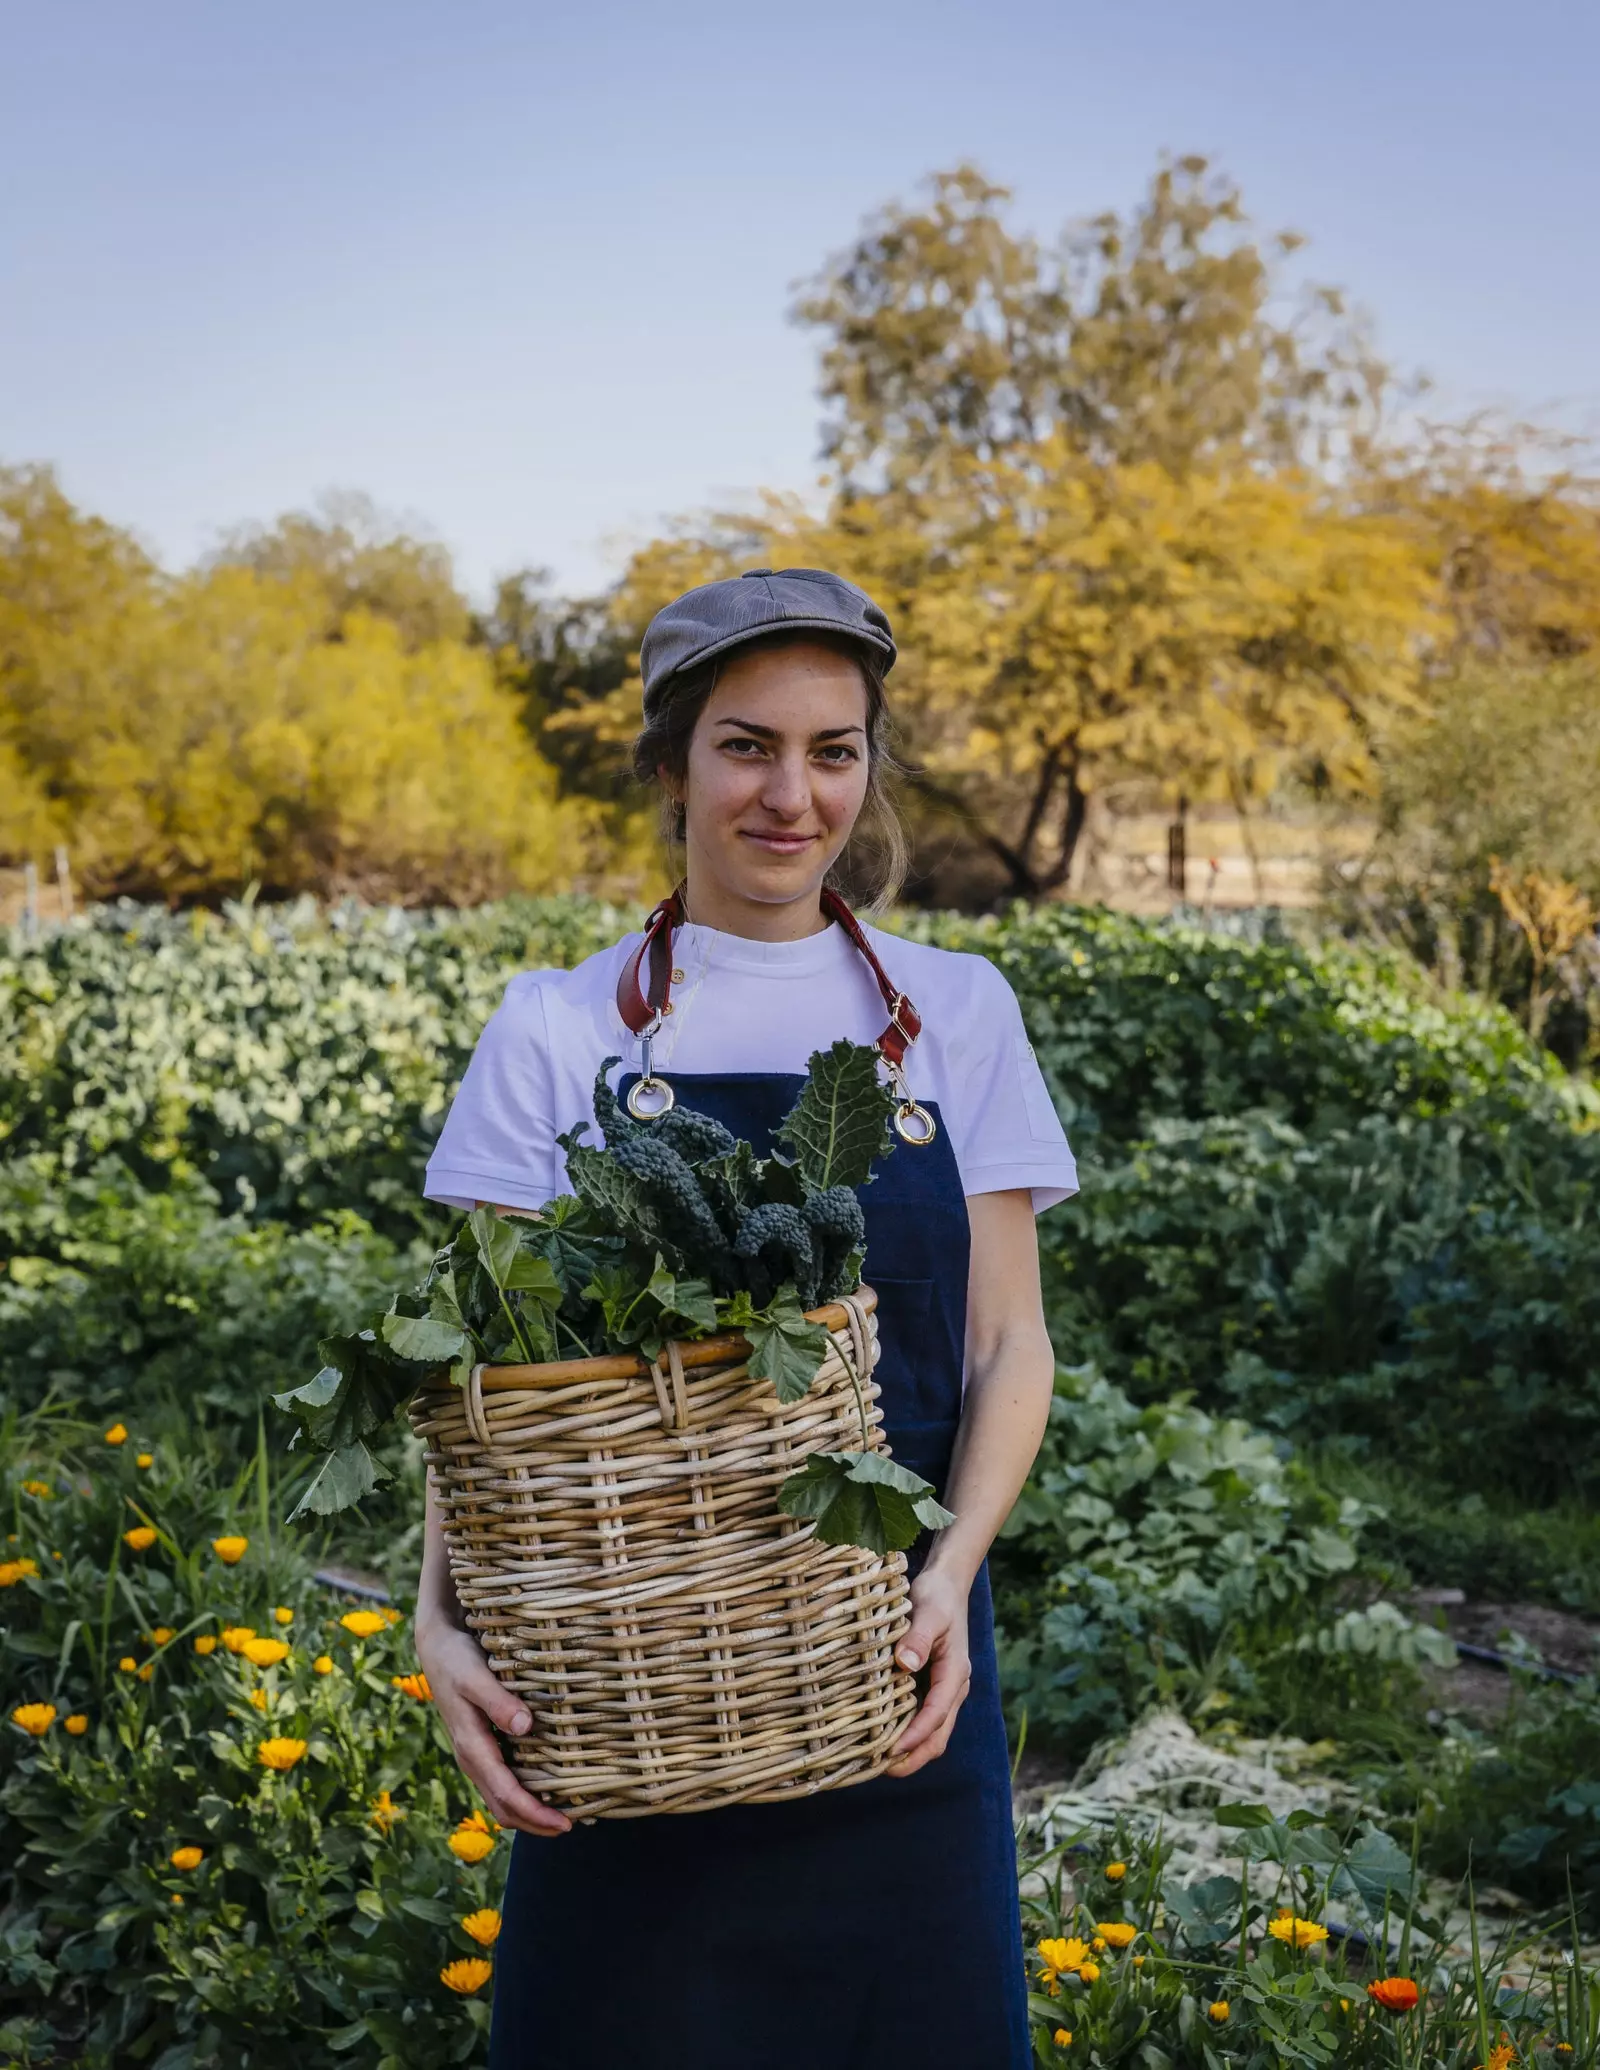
[275,1042,952,1552]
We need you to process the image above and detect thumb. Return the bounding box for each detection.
[896,1608,943,1674]
[466,1663,532,1739]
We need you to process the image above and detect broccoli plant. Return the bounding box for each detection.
[274,1040,953,1554]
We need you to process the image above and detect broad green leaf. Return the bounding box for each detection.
[502,1253,563,1307]
[746,1299,831,1404]
[467,1206,523,1287]
[776,1449,954,1553]
[285,1441,392,1522]
[775,1039,895,1191]
[646,1255,718,1334]
[379,1311,468,1363]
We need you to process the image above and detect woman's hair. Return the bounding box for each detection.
[630,627,908,911]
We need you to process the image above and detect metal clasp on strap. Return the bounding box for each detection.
[625,1020,676,1121]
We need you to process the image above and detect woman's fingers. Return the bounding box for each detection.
[446,1698,572,1837]
[887,1637,972,1776]
[418,1625,572,1836]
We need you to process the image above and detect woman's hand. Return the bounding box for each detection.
[415,1619,572,1838]
[885,1566,972,1778]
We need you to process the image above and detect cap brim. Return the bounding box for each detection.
[645,615,895,702]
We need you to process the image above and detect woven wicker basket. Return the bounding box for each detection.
[410,1284,918,1819]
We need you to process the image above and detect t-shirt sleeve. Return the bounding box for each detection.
[422,973,566,1213]
[949,957,1080,1215]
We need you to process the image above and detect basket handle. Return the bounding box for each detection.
[465,1363,493,1448]
[650,1338,690,1432]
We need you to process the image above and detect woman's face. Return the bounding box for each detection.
[671,640,871,921]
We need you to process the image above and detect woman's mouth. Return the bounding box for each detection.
[740,829,817,855]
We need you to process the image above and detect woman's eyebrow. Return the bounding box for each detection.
[713,717,866,741]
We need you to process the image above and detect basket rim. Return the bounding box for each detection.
[452,1282,878,1394]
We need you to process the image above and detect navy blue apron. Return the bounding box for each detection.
[487,1070,1030,2070]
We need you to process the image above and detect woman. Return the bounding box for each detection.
[415,567,1079,2069]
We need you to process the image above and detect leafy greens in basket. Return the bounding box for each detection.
[275,1039,954,1556]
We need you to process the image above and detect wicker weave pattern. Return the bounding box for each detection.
[411,1288,918,1819]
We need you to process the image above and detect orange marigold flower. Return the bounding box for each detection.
[1077,1961,1101,1983]
[249,1688,269,1710]
[1096,1922,1138,1950]
[1367,1977,1420,2012]
[65,1713,89,1735]
[11,1702,56,1736]
[370,1789,403,1834]
[193,1634,218,1656]
[0,1558,40,1586]
[392,1672,432,1701]
[1053,2031,1072,2048]
[1208,2000,1231,2023]
[313,1654,334,1675]
[104,1423,128,1445]
[1482,2043,1515,2070]
[152,1627,174,1646]
[274,1606,294,1625]
[340,1609,386,1637]
[169,1846,203,1871]
[137,1662,154,1681]
[20,1479,52,1499]
[440,1957,493,1995]
[461,1907,502,1947]
[1104,1861,1127,1880]
[449,1825,496,1864]
[220,1627,256,1653]
[118,1656,137,1673]
[256,1736,307,1771]
[241,1638,290,1668]
[122,1527,157,1552]
[379,1606,403,1626]
[136,1452,154,1468]
[212,1535,248,1564]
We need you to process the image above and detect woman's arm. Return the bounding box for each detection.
[411,1199,569,1837]
[885,1186,1055,1777]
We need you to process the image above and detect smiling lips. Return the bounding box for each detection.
[741,828,818,854]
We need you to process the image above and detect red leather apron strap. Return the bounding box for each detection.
[614,883,921,1074]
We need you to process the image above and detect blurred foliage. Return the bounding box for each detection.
[0,470,615,906]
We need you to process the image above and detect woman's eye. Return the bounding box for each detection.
[815,746,858,766]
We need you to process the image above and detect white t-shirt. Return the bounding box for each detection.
[422,918,1079,1217]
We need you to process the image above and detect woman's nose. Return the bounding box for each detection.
[760,753,812,816]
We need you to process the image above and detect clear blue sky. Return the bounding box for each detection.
[4,0,1595,598]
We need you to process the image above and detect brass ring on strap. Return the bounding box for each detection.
[626,1075,676,1120]
[893,1099,937,1146]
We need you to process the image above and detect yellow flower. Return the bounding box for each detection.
[152,1627,175,1646]
[220,1627,257,1653]
[1267,1912,1329,1950]
[1053,2031,1072,2048]
[1209,1999,1231,2023]
[1132,1954,1146,1968]
[118,1656,137,1673]
[379,1606,402,1626]
[122,1526,157,1551]
[169,1846,203,1871]
[0,1559,40,1586]
[450,1826,496,1864]
[370,1789,403,1834]
[313,1655,334,1675]
[104,1423,128,1445]
[274,1606,294,1625]
[391,1671,432,1701]
[65,1713,89,1735]
[440,1957,493,1995]
[1037,1937,1090,1980]
[340,1610,386,1637]
[250,1688,269,1710]
[1104,1861,1127,1880]
[11,1702,56,1736]
[137,1662,154,1682]
[461,1907,502,1947]
[170,1893,183,1906]
[136,1452,154,1468]
[1077,1961,1101,1983]
[1096,1922,1138,1950]
[1481,2045,1514,2070]
[1091,1935,1106,1951]
[241,1638,290,1668]
[193,1635,218,1656]
[256,1736,308,1771]
[212,1536,248,1564]
[20,1479,52,1499]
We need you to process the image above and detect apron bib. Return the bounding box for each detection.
[487,1069,1030,2070]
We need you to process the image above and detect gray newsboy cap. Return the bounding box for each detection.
[638,567,896,719]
